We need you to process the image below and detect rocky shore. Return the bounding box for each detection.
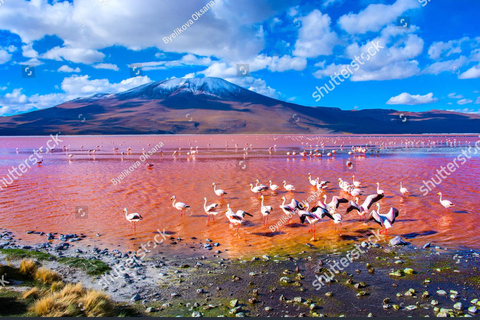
[1,227,480,317]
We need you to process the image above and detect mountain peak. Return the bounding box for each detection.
[116,77,249,101]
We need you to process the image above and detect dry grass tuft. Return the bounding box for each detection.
[34,267,60,285]
[19,259,38,276]
[22,287,41,300]
[30,282,115,317]
[50,281,65,292]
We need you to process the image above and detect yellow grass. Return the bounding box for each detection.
[19,259,38,276]
[22,287,40,300]
[30,282,115,317]
[50,281,65,292]
[34,267,60,285]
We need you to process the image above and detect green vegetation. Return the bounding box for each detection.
[0,249,54,261]
[57,257,111,276]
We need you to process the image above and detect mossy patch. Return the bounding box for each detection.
[57,257,111,276]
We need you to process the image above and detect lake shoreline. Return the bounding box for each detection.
[1,227,479,317]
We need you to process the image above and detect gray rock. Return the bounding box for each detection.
[389,236,408,246]
[192,311,202,317]
[131,294,141,301]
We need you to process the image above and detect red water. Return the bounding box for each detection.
[0,134,479,258]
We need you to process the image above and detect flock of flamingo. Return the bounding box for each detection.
[124,170,455,240]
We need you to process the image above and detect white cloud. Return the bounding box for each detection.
[61,75,152,99]
[0,0,292,62]
[338,0,420,35]
[428,37,468,60]
[293,10,339,58]
[136,54,213,71]
[459,64,480,79]
[21,43,38,59]
[457,98,473,105]
[42,46,105,64]
[200,54,306,78]
[423,56,468,75]
[0,49,12,64]
[228,77,280,99]
[386,92,438,105]
[476,97,480,104]
[0,89,66,116]
[448,93,463,99]
[322,0,344,8]
[314,26,423,81]
[0,74,153,116]
[93,63,119,71]
[58,65,81,73]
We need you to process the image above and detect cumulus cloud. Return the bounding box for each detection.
[338,0,420,34]
[0,75,153,116]
[0,50,12,64]
[459,64,480,79]
[42,47,105,64]
[386,92,438,105]
[428,37,468,60]
[293,10,339,58]
[61,75,152,99]
[0,0,293,62]
[93,63,119,71]
[58,65,81,73]
[314,26,423,81]
[0,89,66,116]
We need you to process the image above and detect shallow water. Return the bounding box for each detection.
[0,134,479,258]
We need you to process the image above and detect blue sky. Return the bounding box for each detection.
[0,0,479,116]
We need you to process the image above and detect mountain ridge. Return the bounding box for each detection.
[0,77,479,135]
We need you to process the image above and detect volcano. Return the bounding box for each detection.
[0,77,479,135]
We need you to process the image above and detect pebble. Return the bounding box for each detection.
[192,311,202,317]
[437,290,447,296]
[405,305,418,311]
[468,306,478,314]
[230,299,238,307]
[453,302,463,310]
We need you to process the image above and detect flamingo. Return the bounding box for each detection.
[279,196,303,222]
[225,204,252,235]
[369,203,399,237]
[376,182,385,195]
[203,197,219,221]
[212,183,227,197]
[170,196,190,216]
[255,179,268,191]
[308,173,317,187]
[260,195,273,225]
[400,182,409,197]
[123,208,143,232]
[283,181,295,192]
[352,175,361,187]
[269,180,279,192]
[346,194,384,222]
[437,192,454,209]
[250,183,265,194]
[316,180,330,190]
